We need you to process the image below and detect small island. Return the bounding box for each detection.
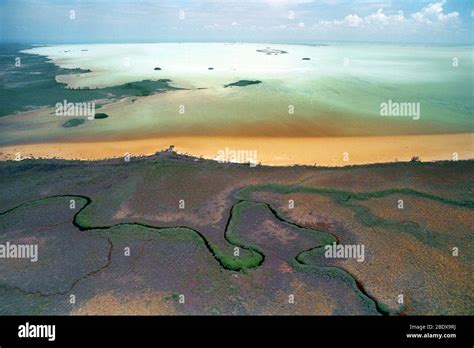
[94,113,109,119]
[224,80,262,88]
[62,118,85,128]
[256,47,288,55]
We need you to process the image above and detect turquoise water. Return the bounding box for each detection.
[296,43,473,133]
[0,42,472,146]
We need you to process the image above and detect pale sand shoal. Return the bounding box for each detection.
[0,133,472,166]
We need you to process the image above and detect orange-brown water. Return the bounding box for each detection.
[1,133,472,166]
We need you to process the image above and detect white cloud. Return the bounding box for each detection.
[344,14,363,27]
[204,23,219,30]
[261,0,314,7]
[411,1,459,24]
[318,8,403,28]
[317,1,461,30]
[365,9,404,25]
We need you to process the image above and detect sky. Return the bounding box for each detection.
[1,0,473,44]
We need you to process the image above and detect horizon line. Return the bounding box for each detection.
[2,40,473,47]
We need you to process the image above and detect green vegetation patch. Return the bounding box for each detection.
[0,45,183,117]
[224,80,262,88]
[211,244,263,271]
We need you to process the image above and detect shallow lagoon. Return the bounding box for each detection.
[18,42,473,137]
